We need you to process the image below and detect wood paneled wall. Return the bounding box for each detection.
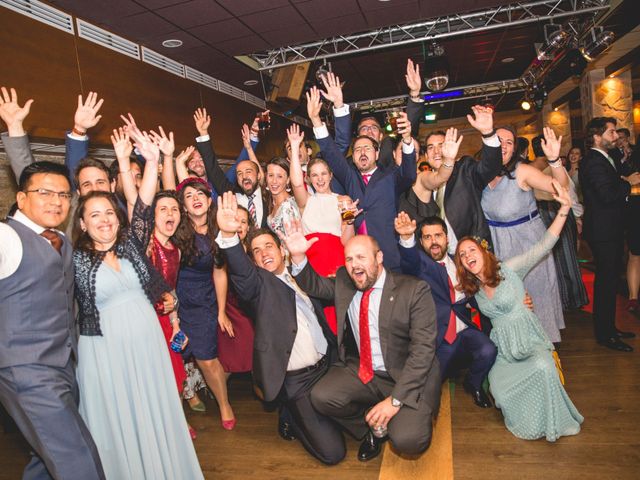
[0,6,290,160]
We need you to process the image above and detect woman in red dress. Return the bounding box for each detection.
[217,205,255,373]
[286,125,358,333]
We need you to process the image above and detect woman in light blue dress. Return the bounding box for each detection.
[72,129,203,479]
[481,126,570,343]
[455,180,583,441]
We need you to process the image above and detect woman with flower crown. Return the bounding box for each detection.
[454,179,583,442]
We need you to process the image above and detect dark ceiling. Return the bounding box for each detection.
[46,0,637,120]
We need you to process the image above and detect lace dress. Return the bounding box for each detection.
[475,231,583,442]
[481,166,565,342]
[267,195,301,240]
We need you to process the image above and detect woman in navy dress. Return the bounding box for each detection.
[174,177,236,430]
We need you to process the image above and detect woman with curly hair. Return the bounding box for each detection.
[455,180,583,442]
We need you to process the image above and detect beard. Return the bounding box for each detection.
[349,266,379,291]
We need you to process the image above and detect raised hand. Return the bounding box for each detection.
[467,105,494,135]
[216,191,242,236]
[133,130,160,165]
[193,108,211,136]
[441,127,464,162]
[395,112,412,141]
[287,123,304,150]
[279,218,318,263]
[305,87,323,126]
[240,123,252,149]
[176,146,195,166]
[541,126,562,161]
[250,110,268,136]
[149,126,175,157]
[74,92,104,133]
[394,211,417,240]
[110,127,133,160]
[550,179,571,209]
[0,87,33,135]
[405,59,422,97]
[319,71,344,108]
[120,112,138,130]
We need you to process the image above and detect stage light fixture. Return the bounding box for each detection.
[521,99,532,111]
[580,29,615,62]
[531,84,548,111]
[536,26,571,61]
[423,43,449,92]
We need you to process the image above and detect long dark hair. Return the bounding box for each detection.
[264,156,291,216]
[496,125,519,179]
[173,181,222,267]
[73,191,128,253]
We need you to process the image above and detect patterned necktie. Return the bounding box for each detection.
[247,194,257,225]
[40,229,63,255]
[439,261,457,344]
[362,173,372,185]
[358,288,375,384]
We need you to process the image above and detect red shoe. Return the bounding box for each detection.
[221,418,236,431]
[627,299,639,316]
[188,425,197,440]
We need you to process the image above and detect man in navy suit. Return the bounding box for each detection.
[395,213,496,408]
[307,87,416,272]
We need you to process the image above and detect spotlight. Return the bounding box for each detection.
[531,84,548,111]
[423,43,449,92]
[580,29,615,62]
[536,26,571,61]
[521,99,532,111]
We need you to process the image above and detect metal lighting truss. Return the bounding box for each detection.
[351,79,527,113]
[249,0,611,71]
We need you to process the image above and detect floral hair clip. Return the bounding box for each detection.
[472,236,490,251]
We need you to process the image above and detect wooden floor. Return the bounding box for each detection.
[1,302,639,479]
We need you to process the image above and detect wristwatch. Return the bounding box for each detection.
[391,397,403,408]
[481,129,496,138]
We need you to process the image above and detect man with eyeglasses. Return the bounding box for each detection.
[0,86,106,479]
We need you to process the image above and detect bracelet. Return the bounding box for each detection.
[481,129,496,138]
[547,157,560,163]
[549,161,562,169]
[442,162,454,169]
[72,126,86,136]
[119,169,131,174]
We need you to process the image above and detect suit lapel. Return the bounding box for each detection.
[336,269,357,348]
[377,270,396,363]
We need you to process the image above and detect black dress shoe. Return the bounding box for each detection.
[615,329,636,339]
[278,420,296,441]
[463,381,493,408]
[357,431,387,462]
[598,337,634,352]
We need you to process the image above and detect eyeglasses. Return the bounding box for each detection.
[353,145,375,154]
[358,125,381,134]
[25,188,72,201]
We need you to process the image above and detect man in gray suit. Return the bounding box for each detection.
[284,220,440,461]
[0,87,104,479]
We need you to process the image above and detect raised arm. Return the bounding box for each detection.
[111,127,137,220]
[506,180,570,278]
[419,127,463,190]
[0,87,35,180]
[287,123,311,210]
[128,126,159,207]
[193,108,235,193]
[240,123,264,184]
[66,92,104,188]
[225,115,262,184]
[175,146,194,183]
[394,211,422,277]
[395,112,418,191]
[405,59,424,138]
[320,71,351,154]
[518,127,569,192]
[149,126,176,191]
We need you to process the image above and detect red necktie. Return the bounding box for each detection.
[362,173,371,185]
[358,288,375,384]
[439,262,457,344]
[40,229,63,255]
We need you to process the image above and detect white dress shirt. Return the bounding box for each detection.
[215,233,326,371]
[235,186,264,227]
[0,210,64,279]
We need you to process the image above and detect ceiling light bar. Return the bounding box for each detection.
[353,79,526,112]
[248,0,610,71]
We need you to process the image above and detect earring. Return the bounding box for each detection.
[286,184,291,192]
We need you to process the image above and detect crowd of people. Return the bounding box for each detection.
[0,57,639,479]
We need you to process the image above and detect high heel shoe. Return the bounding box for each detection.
[188,425,197,440]
[221,418,237,431]
[188,400,206,412]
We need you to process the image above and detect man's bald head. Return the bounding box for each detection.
[344,235,384,291]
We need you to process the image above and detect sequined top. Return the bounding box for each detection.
[148,235,180,289]
[74,198,170,336]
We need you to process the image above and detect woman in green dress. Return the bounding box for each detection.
[454,179,583,441]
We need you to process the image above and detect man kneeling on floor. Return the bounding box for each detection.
[282,218,441,461]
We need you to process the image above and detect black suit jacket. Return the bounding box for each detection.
[294,262,438,410]
[222,243,336,402]
[196,139,269,228]
[579,148,631,242]
[443,144,502,246]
